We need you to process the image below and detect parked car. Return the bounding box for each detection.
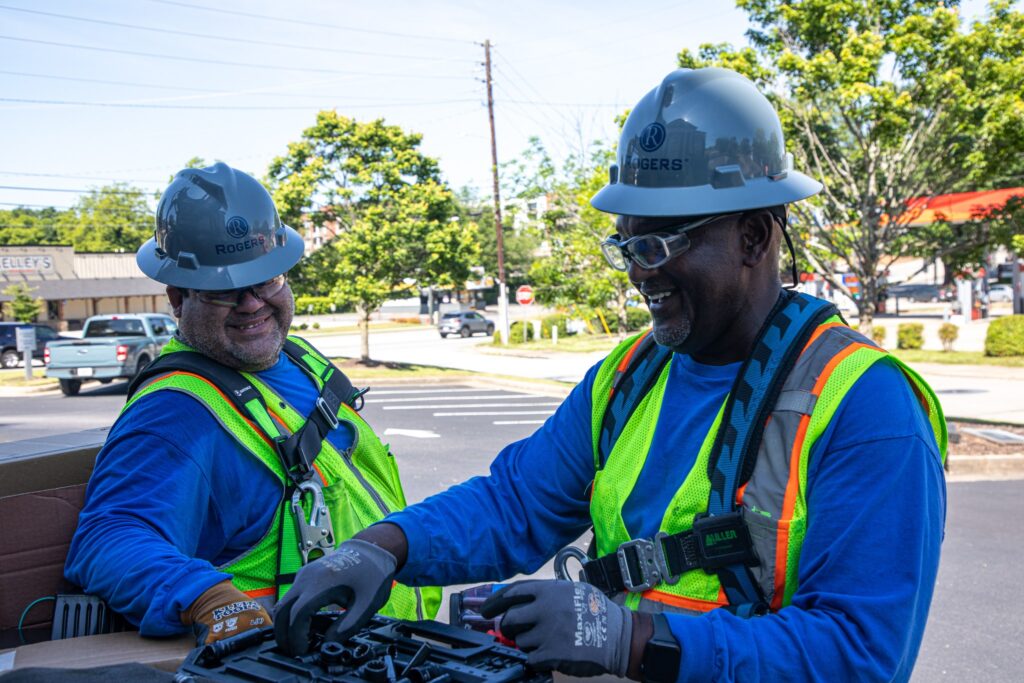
[988,284,1013,303]
[44,314,177,395]
[0,323,69,369]
[438,311,495,338]
[887,283,943,303]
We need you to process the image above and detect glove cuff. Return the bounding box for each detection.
[612,601,634,678]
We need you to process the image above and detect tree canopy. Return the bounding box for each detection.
[268,112,478,360]
[679,0,1024,324]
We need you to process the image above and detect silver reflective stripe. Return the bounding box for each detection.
[773,390,817,415]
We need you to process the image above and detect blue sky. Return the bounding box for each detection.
[0,0,999,212]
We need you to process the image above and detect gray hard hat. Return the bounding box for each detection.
[591,67,822,217]
[137,162,304,290]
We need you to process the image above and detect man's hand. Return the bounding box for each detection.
[273,538,396,655]
[181,580,272,646]
[480,580,633,678]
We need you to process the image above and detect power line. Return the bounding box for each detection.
[0,171,166,184]
[0,5,471,63]
[0,97,479,111]
[0,185,154,194]
[0,36,471,79]
[0,69,225,93]
[143,0,475,45]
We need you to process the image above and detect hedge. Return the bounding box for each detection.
[897,323,924,350]
[985,315,1024,357]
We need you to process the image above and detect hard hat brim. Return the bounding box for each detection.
[590,172,823,218]
[136,224,306,290]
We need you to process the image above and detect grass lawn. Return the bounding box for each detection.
[890,349,1024,367]
[0,367,55,387]
[490,333,624,354]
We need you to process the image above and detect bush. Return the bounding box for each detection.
[391,316,424,325]
[540,313,572,339]
[294,296,336,315]
[985,315,1024,357]
[897,323,924,350]
[938,323,958,352]
[599,307,652,334]
[312,322,320,330]
[509,320,537,343]
[871,325,886,347]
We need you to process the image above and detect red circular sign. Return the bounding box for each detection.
[516,285,534,306]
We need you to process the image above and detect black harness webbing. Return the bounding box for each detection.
[582,292,838,616]
[127,338,363,484]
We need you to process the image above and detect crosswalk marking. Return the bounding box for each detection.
[367,394,539,403]
[433,410,555,417]
[365,388,494,396]
[385,402,560,411]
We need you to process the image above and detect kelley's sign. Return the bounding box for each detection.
[0,255,55,275]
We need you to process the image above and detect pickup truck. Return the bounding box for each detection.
[45,314,178,395]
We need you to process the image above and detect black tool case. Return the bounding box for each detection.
[175,615,551,683]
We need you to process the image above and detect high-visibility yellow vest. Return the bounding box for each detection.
[125,336,440,620]
[589,320,946,613]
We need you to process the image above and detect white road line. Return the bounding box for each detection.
[367,395,538,403]
[433,410,555,417]
[384,402,560,411]
[493,420,547,425]
[383,428,441,439]
[366,388,492,396]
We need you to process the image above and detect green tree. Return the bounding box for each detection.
[58,184,155,252]
[511,139,634,331]
[2,283,42,322]
[0,207,63,245]
[679,0,1024,327]
[267,112,477,360]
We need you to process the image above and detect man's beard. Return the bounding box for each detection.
[651,314,692,352]
[179,296,293,372]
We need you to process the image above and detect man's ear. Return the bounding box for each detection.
[738,211,775,268]
[166,286,185,317]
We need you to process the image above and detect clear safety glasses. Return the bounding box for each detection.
[194,274,287,308]
[600,213,741,271]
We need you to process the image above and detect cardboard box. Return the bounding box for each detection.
[0,430,105,648]
[0,631,193,673]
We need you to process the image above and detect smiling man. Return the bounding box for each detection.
[274,70,947,682]
[64,163,438,646]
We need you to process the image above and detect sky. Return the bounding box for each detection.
[0,0,1000,213]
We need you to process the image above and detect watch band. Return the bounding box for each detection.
[642,613,682,683]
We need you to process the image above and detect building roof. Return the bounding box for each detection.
[0,277,165,301]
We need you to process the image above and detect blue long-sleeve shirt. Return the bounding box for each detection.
[389,353,946,683]
[64,351,354,636]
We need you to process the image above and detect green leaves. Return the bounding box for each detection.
[268,111,477,360]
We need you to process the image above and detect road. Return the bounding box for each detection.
[1,377,1020,678]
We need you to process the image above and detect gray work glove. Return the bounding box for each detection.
[480,579,633,678]
[273,539,396,655]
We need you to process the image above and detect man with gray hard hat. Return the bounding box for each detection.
[274,68,947,681]
[65,162,439,646]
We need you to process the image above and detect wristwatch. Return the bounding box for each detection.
[642,613,682,683]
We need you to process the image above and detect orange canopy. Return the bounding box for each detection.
[900,187,1024,226]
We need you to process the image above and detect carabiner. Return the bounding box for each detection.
[291,479,335,564]
[554,545,588,581]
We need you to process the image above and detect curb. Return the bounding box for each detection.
[946,454,1024,481]
[0,383,59,397]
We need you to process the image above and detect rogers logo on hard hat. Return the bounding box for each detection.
[638,122,666,152]
[216,234,266,254]
[226,216,250,239]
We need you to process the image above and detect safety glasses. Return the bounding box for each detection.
[193,274,287,308]
[600,213,741,271]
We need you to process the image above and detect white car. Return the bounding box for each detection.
[988,284,1013,303]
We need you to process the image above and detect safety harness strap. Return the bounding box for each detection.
[584,292,838,615]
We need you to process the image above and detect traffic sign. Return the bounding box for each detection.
[15,326,36,352]
[515,285,534,306]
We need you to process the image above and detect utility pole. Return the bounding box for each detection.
[483,39,510,345]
